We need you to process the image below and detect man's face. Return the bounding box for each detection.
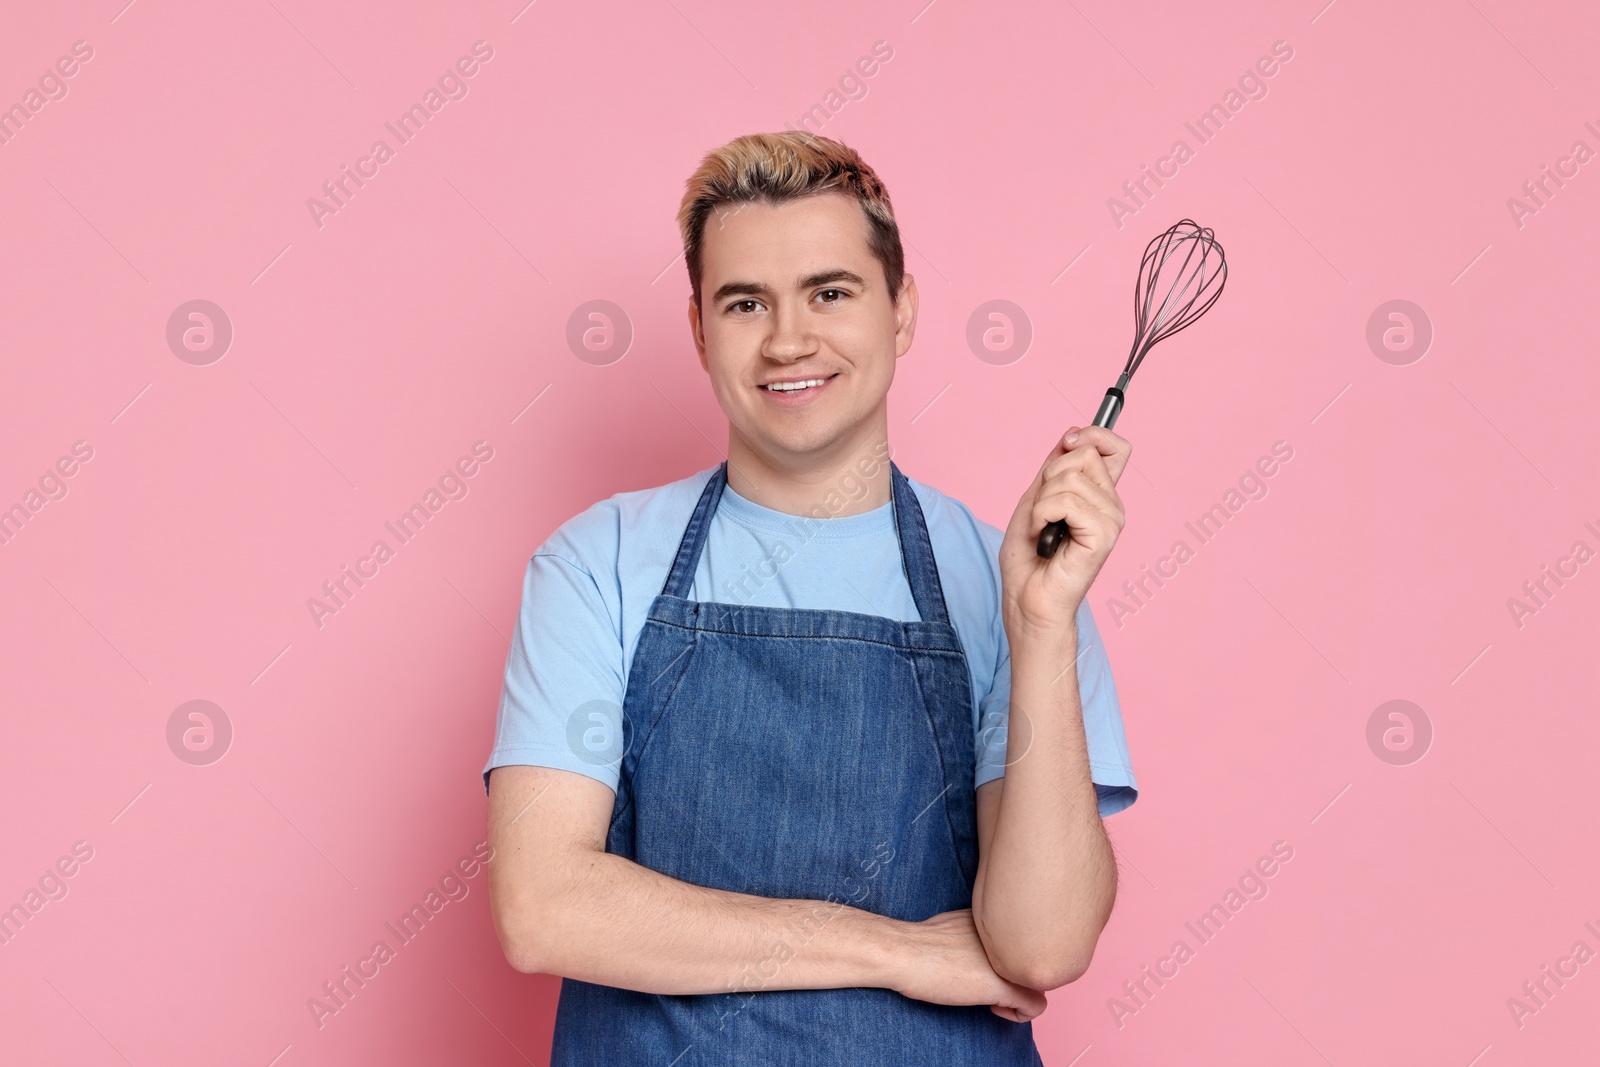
[689,191,916,466]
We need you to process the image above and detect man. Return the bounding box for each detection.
[483,131,1137,1065]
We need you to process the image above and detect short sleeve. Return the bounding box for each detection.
[975,599,1138,817]
[481,552,627,796]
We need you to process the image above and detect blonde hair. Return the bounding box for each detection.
[676,131,905,308]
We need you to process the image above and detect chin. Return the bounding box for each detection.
[748,430,833,461]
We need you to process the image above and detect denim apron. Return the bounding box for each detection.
[550,460,1043,1067]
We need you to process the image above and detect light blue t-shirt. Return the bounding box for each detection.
[482,464,1138,817]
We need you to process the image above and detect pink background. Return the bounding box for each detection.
[2,0,1597,1063]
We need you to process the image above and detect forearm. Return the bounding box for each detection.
[502,847,909,997]
[972,629,1117,988]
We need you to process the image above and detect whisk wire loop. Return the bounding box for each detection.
[1127,219,1227,378]
[1036,218,1229,558]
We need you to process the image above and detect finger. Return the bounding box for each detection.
[1040,426,1130,497]
[1031,426,1080,483]
[1072,424,1130,466]
[1021,486,1107,550]
[1031,501,1122,563]
[1004,428,1078,545]
[1004,424,1117,550]
[1032,482,1124,536]
[1036,447,1113,505]
[1058,425,1131,486]
[1036,451,1113,502]
[1036,427,1095,496]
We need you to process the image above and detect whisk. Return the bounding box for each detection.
[1036,219,1228,558]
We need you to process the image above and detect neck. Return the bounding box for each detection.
[724,417,893,518]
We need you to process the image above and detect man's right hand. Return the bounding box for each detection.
[891,908,1048,1022]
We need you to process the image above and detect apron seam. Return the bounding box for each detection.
[610,629,704,836]
[901,642,977,888]
[642,615,967,656]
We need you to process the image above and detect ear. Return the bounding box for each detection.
[893,273,919,359]
[688,294,709,373]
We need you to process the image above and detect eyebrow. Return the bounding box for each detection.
[710,269,868,305]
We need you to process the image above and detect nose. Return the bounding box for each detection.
[762,299,817,363]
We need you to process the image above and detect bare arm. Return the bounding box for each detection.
[486,764,1045,1018]
[974,423,1130,990]
[970,635,1118,991]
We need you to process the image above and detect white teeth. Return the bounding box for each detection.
[765,378,828,392]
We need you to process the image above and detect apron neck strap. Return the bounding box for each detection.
[660,462,730,600]
[888,460,953,626]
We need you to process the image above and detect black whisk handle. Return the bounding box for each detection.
[1035,386,1125,559]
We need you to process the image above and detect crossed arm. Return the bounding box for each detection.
[485,633,1116,1014]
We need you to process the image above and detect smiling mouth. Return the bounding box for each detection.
[761,373,839,394]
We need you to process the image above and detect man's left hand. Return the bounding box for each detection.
[999,425,1130,643]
